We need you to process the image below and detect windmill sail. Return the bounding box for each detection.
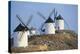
[48,9,54,17]
[26,15,33,26]
[37,12,46,20]
[64,18,70,29]
[53,8,58,21]
[40,23,45,32]
[16,15,27,27]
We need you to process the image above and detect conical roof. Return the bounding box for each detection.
[45,17,54,23]
[56,15,63,20]
[14,23,29,32]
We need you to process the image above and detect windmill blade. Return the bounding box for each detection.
[63,18,70,30]
[54,9,58,18]
[53,8,57,18]
[37,12,46,20]
[54,8,56,17]
[40,23,45,32]
[16,14,26,27]
[54,11,58,21]
[29,30,32,35]
[26,15,33,26]
[48,9,54,17]
[19,31,25,41]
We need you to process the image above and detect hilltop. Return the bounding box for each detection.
[11,30,78,53]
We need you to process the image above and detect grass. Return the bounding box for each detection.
[11,30,78,53]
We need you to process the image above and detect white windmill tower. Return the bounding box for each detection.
[55,14,64,30]
[13,14,33,47]
[37,9,55,34]
[44,17,55,34]
[54,8,70,31]
[53,9,64,30]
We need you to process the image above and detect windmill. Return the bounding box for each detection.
[37,8,70,34]
[13,14,33,47]
[37,9,55,34]
[16,14,34,39]
[53,9,70,30]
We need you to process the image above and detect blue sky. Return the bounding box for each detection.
[10,1,78,34]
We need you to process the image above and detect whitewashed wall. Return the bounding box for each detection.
[44,23,55,34]
[55,20,64,30]
[14,31,29,47]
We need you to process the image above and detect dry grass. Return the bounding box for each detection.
[11,30,78,53]
[11,44,48,53]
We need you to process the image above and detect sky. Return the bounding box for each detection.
[10,1,78,34]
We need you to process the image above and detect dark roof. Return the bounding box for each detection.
[56,15,63,20]
[14,24,29,32]
[45,17,54,23]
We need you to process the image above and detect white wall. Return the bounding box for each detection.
[44,23,55,34]
[55,20,64,30]
[14,31,28,47]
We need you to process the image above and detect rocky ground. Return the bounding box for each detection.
[11,30,78,53]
